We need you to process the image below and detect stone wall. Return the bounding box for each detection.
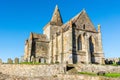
[76,64,120,73]
[0,64,64,77]
[0,64,120,80]
[0,73,119,80]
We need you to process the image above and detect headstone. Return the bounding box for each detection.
[41,58,45,63]
[7,58,13,64]
[32,57,36,64]
[117,61,120,65]
[97,71,106,76]
[0,59,2,64]
[109,60,113,64]
[105,59,109,64]
[14,58,19,64]
[102,58,105,64]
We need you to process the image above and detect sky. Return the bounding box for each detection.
[0,0,120,62]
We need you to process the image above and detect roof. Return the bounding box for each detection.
[50,5,63,26]
[30,32,48,42]
[44,7,97,33]
[43,5,63,30]
[62,9,97,32]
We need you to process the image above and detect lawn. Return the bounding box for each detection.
[78,72,96,76]
[105,73,120,78]
[20,62,47,65]
[78,72,120,78]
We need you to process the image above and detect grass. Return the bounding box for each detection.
[78,72,96,76]
[20,62,48,65]
[104,73,120,78]
[78,72,120,78]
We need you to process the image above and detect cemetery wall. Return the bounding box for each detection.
[0,64,64,77]
[76,64,120,73]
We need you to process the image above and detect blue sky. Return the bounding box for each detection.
[0,0,120,62]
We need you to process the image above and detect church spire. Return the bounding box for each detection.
[50,5,63,26]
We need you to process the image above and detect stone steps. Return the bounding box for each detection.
[66,64,78,74]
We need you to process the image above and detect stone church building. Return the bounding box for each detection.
[24,5,104,64]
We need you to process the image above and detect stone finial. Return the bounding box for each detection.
[98,24,101,32]
[69,20,73,27]
[30,32,33,40]
[82,8,86,13]
[55,5,58,9]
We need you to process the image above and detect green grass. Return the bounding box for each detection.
[20,62,47,65]
[104,73,120,78]
[78,72,96,76]
[78,72,120,78]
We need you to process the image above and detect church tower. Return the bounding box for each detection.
[43,5,63,40]
[24,5,104,64]
[50,5,63,26]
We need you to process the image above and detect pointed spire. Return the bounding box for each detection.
[82,8,86,13]
[50,5,63,26]
[55,5,58,10]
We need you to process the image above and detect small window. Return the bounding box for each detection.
[83,24,85,29]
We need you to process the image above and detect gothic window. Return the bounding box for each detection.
[77,35,82,50]
[83,24,85,29]
[89,36,95,63]
[83,33,86,37]
[89,37,94,53]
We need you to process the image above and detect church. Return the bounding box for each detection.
[24,5,104,64]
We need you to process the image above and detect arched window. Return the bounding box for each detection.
[77,35,82,50]
[89,36,95,63]
[83,24,85,29]
[89,37,94,53]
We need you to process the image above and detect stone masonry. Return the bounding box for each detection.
[24,5,104,64]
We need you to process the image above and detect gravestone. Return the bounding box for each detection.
[7,58,13,64]
[97,71,106,76]
[105,59,109,64]
[109,60,113,64]
[14,58,19,64]
[41,58,45,63]
[0,59,2,64]
[31,56,36,64]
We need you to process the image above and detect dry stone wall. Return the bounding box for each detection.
[76,64,120,73]
[0,64,64,77]
[0,64,120,80]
